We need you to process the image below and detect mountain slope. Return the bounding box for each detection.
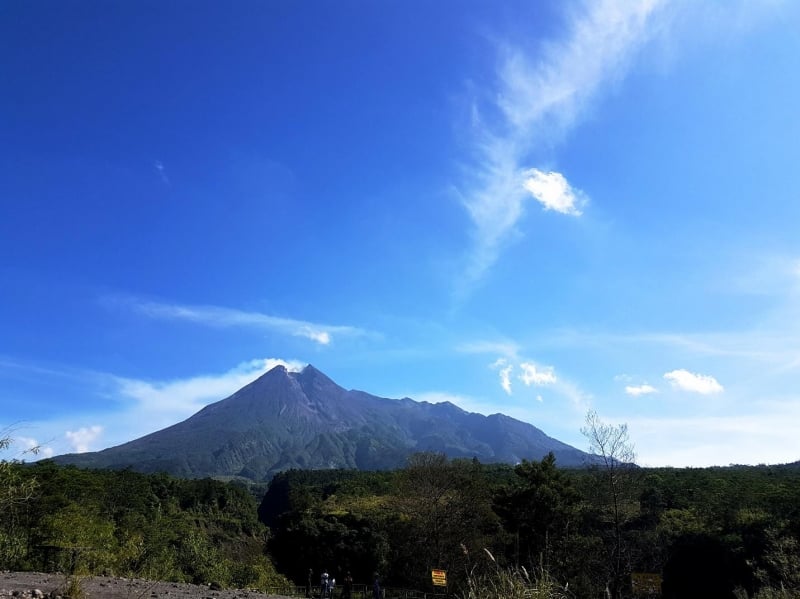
[52,364,592,479]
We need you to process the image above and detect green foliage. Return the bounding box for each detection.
[390,454,500,590]
[494,452,580,572]
[260,453,800,598]
[59,574,87,599]
[38,503,117,573]
[2,460,289,591]
[0,434,40,569]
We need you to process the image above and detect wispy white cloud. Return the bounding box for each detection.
[114,297,370,346]
[540,327,800,368]
[716,252,800,297]
[625,383,657,397]
[553,378,593,413]
[458,340,521,359]
[458,0,663,285]
[114,358,305,417]
[2,357,306,456]
[490,358,514,394]
[499,364,513,395]
[664,369,724,394]
[65,426,103,453]
[154,161,169,185]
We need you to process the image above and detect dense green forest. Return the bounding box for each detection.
[0,457,290,591]
[258,454,800,598]
[2,440,800,598]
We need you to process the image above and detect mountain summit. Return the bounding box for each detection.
[53,364,592,479]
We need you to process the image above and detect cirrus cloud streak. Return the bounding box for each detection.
[111,296,371,346]
[458,0,663,287]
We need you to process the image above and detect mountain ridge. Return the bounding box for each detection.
[52,364,593,479]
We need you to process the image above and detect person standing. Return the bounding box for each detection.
[341,571,353,599]
[306,568,313,598]
[372,572,381,599]
[321,570,330,598]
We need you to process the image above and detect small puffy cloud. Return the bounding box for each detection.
[17,436,39,452]
[65,426,103,453]
[664,369,724,394]
[519,362,557,386]
[522,169,586,216]
[0,435,55,460]
[19,436,55,458]
[490,359,558,395]
[625,384,657,397]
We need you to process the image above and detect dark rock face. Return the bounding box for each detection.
[52,365,592,479]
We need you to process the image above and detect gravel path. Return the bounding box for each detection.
[0,572,295,599]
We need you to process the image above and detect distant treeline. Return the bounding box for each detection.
[2,453,799,598]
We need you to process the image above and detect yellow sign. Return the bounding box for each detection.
[431,569,447,587]
[631,572,661,596]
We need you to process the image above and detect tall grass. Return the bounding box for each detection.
[459,549,571,599]
[747,588,800,599]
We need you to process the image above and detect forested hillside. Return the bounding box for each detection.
[2,451,799,598]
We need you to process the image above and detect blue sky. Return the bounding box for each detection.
[2,1,800,467]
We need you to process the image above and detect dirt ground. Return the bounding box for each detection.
[0,571,295,599]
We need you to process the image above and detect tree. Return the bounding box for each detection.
[493,452,580,573]
[0,433,39,568]
[0,434,39,511]
[393,453,498,590]
[581,410,639,599]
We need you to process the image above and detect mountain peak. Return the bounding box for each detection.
[51,364,593,479]
[252,363,291,383]
[294,364,344,401]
